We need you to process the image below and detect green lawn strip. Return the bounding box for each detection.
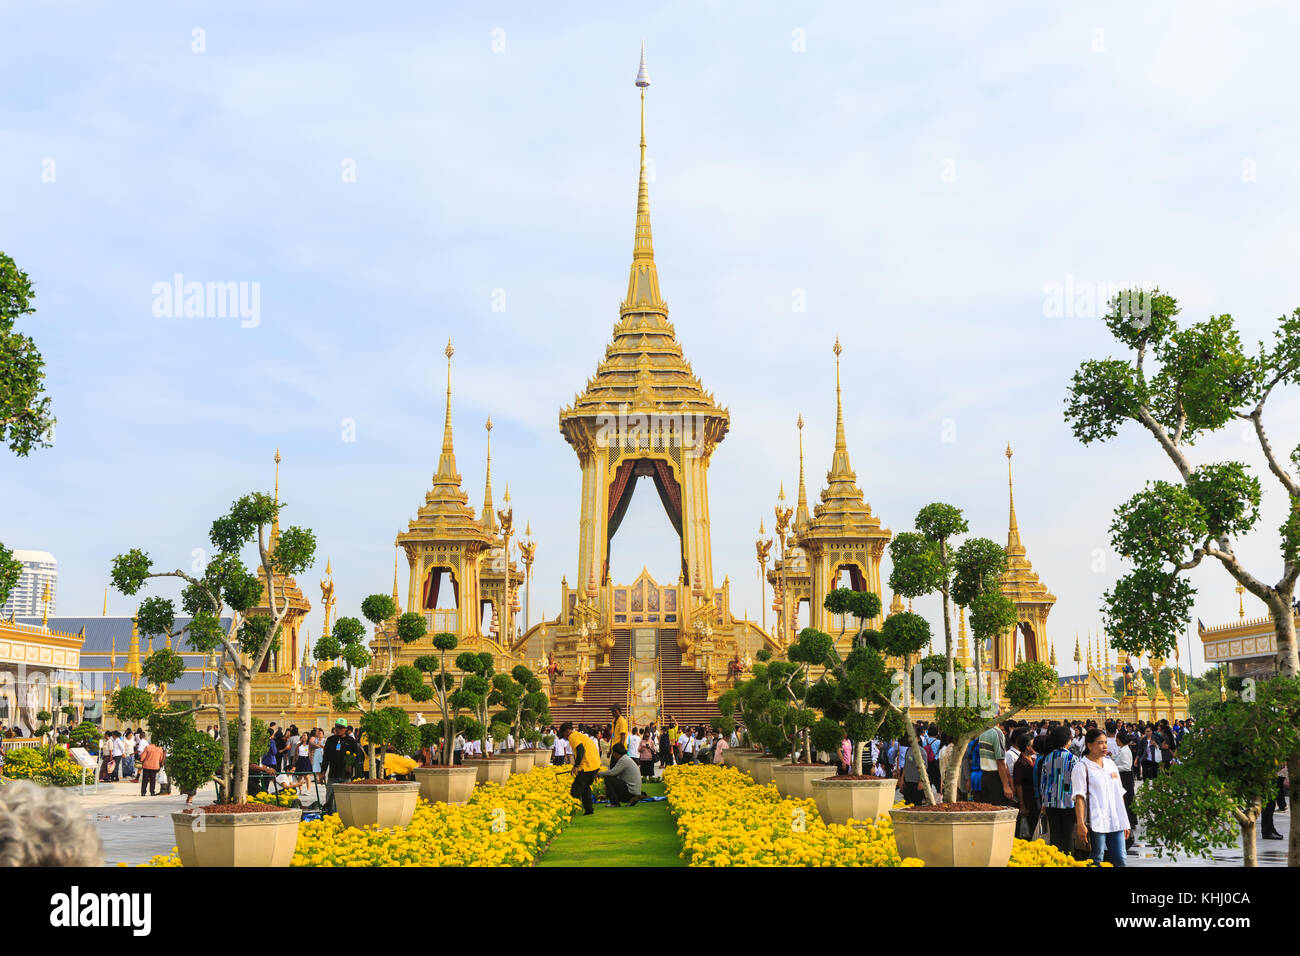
[537,781,685,867]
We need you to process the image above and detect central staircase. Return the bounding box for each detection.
[657,629,720,727]
[549,629,631,726]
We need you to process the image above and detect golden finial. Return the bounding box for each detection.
[778,482,785,501]
[504,483,510,504]
[1049,643,1057,667]
[1073,633,1081,662]
[759,519,766,535]
[1236,582,1245,618]
[525,521,532,537]
[40,580,50,626]
[102,587,108,617]
[832,338,846,457]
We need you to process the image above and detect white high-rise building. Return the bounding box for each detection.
[1,550,58,618]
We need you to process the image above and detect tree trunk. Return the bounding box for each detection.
[900,653,936,805]
[1240,813,1258,868]
[369,742,379,779]
[1267,592,1300,867]
[234,676,252,805]
[215,674,231,801]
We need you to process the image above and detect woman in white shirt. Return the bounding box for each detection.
[1072,728,1130,866]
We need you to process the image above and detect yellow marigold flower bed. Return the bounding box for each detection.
[1009,838,1105,867]
[144,767,578,867]
[663,764,922,867]
[665,765,1089,868]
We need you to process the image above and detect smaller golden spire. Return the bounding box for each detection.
[1049,642,1057,667]
[1073,633,1081,662]
[102,587,108,617]
[956,605,971,668]
[41,580,50,626]
[795,415,810,528]
[1236,582,1245,618]
[482,417,497,534]
[1006,442,1022,551]
[270,447,284,549]
[392,550,402,614]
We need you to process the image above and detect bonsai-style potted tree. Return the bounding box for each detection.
[729,629,827,792]
[314,592,428,829]
[770,627,843,799]
[456,650,513,785]
[409,632,480,804]
[492,664,551,774]
[807,589,906,822]
[112,489,316,865]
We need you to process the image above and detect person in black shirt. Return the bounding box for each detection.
[322,719,364,813]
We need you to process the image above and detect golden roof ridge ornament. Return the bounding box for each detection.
[271,447,282,549]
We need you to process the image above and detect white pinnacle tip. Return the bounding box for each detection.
[635,44,650,88]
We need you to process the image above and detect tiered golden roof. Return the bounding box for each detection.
[558,56,728,456]
[998,443,1056,609]
[804,340,891,543]
[398,342,491,549]
[255,449,311,615]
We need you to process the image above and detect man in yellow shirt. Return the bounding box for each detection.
[560,721,600,815]
[610,705,628,757]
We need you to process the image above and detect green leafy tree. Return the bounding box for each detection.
[728,629,831,763]
[316,593,428,778]
[1137,677,1300,866]
[111,488,316,804]
[67,721,100,750]
[455,651,508,755]
[0,253,55,456]
[412,632,482,766]
[0,544,21,610]
[147,702,197,753]
[167,731,225,797]
[108,686,155,725]
[491,664,551,751]
[888,504,969,691]
[1065,289,1300,864]
[810,589,896,775]
[875,610,937,804]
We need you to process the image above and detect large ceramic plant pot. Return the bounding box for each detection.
[890,806,1019,867]
[749,756,781,786]
[533,749,554,769]
[472,757,512,786]
[414,766,478,806]
[172,807,301,867]
[507,751,534,775]
[772,763,837,800]
[332,781,421,830]
[731,751,758,775]
[811,777,897,825]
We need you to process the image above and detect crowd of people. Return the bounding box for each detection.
[796,715,1235,867]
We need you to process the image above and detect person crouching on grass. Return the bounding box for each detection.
[561,721,601,816]
[599,743,643,807]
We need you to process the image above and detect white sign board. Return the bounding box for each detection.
[69,747,97,769]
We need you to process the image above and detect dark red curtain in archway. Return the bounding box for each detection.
[606,458,685,582]
[422,567,459,609]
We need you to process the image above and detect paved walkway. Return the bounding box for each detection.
[75,779,220,866]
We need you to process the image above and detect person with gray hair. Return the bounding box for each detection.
[0,780,104,867]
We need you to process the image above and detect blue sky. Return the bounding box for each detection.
[3,1,1299,673]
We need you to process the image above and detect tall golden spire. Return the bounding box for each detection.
[41,580,50,626]
[795,415,810,528]
[436,341,459,480]
[1006,442,1021,551]
[270,448,283,550]
[102,587,108,617]
[957,605,971,669]
[621,43,666,318]
[482,417,497,534]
